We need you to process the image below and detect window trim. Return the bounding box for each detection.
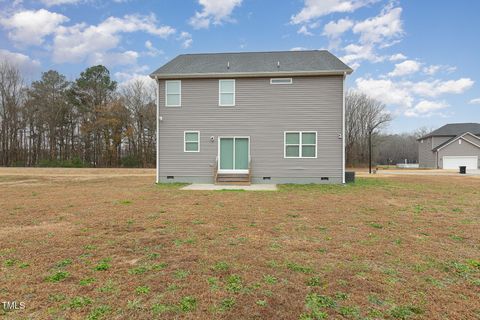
[165,80,181,107]
[219,79,235,107]
[184,131,200,153]
[270,78,293,85]
[284,131,317,159]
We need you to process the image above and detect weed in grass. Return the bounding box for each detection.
[151,262,168,271]
[86,305,110,320]
[179,296,197,312]
[317,248,327,253]
[369,222,383,229]
[306,276,322,287]
[127,299,142,310]
[301,293,336,319]
[167,284,179,292]
[334,292,348,300]
[18,262,29,269]
[213,261,229,272]
[174,238,196,246]
[467,259,480,269]
[286,262,313,274]
[119,200,132,205]
[4,259,16,267]
[56,258,73,268]
[152,303,170,315]
[94,258,111,271]
[129,266,149,275]
[135,286,150,294]
[192,219,205,225]
[449,234,465,242]
[174,269,190,279]
[267,260,279,269]
[219,297,236,312]
[208,277,220,290]
[368,295,384,306]
[263,274,278,284]
[389,305,423,319]
[147,253,160,260]
[394,238,402,245]
[339,305,360,318]
[45,271,69,282]
[256,300,267,307]
[452,207,463,213]
[226,274,243,293]
[69,296,92,308]
[79,278,96,286]
[98,280,117,293]
[413,204,424,214]
[49,293,66,302]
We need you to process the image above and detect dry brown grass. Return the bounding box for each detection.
[0,168,479,319]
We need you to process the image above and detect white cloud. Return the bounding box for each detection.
[407,78,474,98]
[339,5,404,68]
[290,47,309,51]
[404,100,449,117]
[189,0,242,29]
[144,40,163,57]
[323,18,353,38]
[423,64,456,76]
[352,5,403,45]
[355,77,414,107]
[40,0,82,6]
[469,98,480,105]
[291,0,375,24]
[355,76,474,118]
[52,14,175,64]
[115,66,154,88]
[0,49,41,73]
[0,9,69,46]
[388,60,422,77]
[298,25,313,36]
[341,43,383,68]
[178,31,193,48]
[389,53,406,61]
[89,50,139,67]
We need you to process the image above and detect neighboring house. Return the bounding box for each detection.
[150,50,353,184]
[418,123,480,169]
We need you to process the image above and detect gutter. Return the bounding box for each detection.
[149,69,353,79]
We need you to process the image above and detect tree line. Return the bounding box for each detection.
[0,62,156,167]
[345,90,425,167]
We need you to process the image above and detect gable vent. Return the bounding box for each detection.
[277,61,280,68]
[227,61,230,69]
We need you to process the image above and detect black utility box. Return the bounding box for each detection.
[345,171,355,183]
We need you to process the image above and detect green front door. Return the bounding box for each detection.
[219,137,249,172]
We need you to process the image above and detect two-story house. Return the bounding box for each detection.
[150,50,353,184]
[418,123,480,169]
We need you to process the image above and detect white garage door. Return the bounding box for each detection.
[442,156,478,169]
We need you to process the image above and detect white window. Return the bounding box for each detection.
[270,78,292,85]
[284,131,317,158]
[166,80,181,107]
[184,131,199,152]
[219,79,235,106]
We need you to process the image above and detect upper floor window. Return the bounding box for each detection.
[166,80,181,107]
[219,79,235,106]
[270,78,292,85]
[284,131,317,158]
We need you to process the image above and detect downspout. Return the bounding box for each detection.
[156,78,160,184]
[342,72,346,184]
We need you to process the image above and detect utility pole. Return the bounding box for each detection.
[368,129,372,174]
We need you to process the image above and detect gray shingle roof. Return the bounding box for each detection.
[421,123,480,139]
[150,50,353,78]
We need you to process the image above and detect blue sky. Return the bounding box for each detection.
[0,0,479,133]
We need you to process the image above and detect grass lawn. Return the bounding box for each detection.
[0,168,479,319]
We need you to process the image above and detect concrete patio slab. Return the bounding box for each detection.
[181,184,278,191]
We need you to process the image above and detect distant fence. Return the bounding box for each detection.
[396,163,420,169]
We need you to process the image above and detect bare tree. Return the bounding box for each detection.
[345,90,392,171]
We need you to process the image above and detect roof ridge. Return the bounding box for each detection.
[178,50,328,56]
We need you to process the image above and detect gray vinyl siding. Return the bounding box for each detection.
[418,137,436,168]
[438,136,480,169]
[432,136,453,148]
[158,76,344,183]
